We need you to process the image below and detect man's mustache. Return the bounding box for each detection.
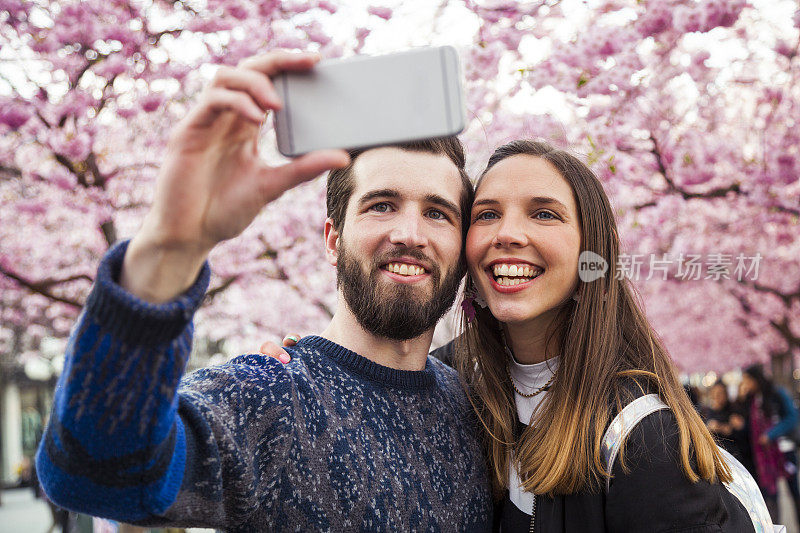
[372,247,437,273]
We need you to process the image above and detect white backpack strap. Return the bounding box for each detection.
[601,393,779,533]
[601,393,669,492]
[716,446,777,533]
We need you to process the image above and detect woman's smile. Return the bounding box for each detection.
[484,258,545,293]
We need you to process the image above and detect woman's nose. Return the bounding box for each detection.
[491,215,529,248]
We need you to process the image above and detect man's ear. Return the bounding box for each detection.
[324,217,340,267]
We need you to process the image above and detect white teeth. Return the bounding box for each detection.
[492,263,542,279]
[496,275,538,286]
[385,262,425,276]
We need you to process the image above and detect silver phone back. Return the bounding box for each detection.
[274,46,465,157]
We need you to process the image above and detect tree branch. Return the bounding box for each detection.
[69,52,110,91]
[53,152,84,185]
[100,220,117,246]
[770,316,800,347]
[727,285,800,354]
[746,279,800,307]
[634,134,743,210]
[0,264,86,308]
[0,164,22,178]
[205,274,241,302]
[86,152,108,188]
[771,204,800,217]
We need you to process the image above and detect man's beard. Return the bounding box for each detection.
[337,243,463,341]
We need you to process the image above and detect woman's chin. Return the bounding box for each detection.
[485,299,562,328]
[486,304,540,325]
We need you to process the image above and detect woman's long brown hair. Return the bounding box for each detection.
[455,140,731,496]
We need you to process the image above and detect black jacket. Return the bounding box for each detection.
[499,409,754,532]
[430,343,754,532]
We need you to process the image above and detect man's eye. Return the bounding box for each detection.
[370,202,391,213]
[427,209,447,220]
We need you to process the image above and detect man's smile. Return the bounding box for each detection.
[379,259,430,283]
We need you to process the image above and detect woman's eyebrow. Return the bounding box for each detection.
[471,198,499,208]
[529,196,569,210]
[471,196,569,210]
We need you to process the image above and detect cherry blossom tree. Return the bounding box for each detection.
[2,0,798,381]
[0,0,374,362]
[458,0,799,378]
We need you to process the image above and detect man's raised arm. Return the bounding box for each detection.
[35,50,349,528]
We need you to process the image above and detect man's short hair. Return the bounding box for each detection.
[326,137,474,237]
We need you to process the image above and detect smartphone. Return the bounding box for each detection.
[273,46,465,157]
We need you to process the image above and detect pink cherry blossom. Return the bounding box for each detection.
[367,6,393,20]
[2,0,798,382]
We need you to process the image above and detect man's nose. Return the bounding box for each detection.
[388,213,428,248]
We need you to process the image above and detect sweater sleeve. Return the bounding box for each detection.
[604,410,755,533]
[35,241,295,528]
[767,387,798,441]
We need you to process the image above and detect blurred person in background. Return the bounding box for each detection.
[740,364,800,520]
[704,381,742,459]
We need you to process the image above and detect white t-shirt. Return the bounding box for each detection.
[507,356,559,515]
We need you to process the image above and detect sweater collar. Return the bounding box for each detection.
[297,336,437,390]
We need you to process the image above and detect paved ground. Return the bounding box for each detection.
[0,488,217,533]
[1,482,798,532]
[0,487,54,533]
[779,477,800,533]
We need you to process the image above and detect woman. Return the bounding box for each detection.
[704,380,752,473]
[740,364,798,520]
[264,140,757,531]
[454,140,752,531]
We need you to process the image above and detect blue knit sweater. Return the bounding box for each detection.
[36,241,493,532]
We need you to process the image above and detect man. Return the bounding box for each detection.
[36,50,492,532]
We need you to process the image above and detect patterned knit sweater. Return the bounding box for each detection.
[35,241,493,532]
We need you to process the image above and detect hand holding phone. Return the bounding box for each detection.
[121,51,350,303]
[273,46,466,156]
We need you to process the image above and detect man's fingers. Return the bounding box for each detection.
[259,341,291,364]
[266,149,350,192]
[187,87,266,128]
[211,66,282,111]
[239,50,321,77]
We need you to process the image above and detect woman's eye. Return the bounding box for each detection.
[534,210,558,221]
[474,211,498,221]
